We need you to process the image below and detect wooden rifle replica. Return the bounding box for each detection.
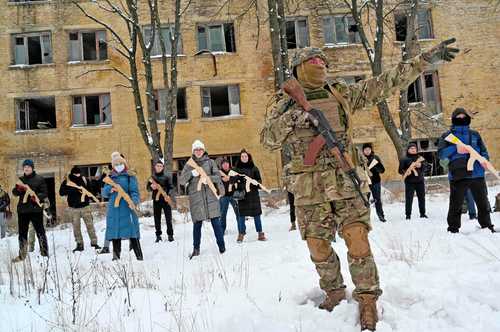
[187,158,221,199]
[402,156,425,180]
[16,181,42,208]
[282,78,369,207]
[149,177,174,206]
[227,170,271,194]
[444,133,500,180]
[102,173,141,215]
[66,177,100,203]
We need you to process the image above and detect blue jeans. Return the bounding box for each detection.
[464,189,477,218]
[219,196,239,233]
[237,215,263,234]
[193,217,225,251]
[369,182,385,219]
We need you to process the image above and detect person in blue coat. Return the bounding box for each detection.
[438,108,495,233]
[102,152,143,260]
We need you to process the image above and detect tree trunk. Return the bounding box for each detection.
[267,0,284,90]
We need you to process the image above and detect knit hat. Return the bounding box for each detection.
[362,143,373,151]
[70,166,81,175]
[192,140,205,152]
[451,107,471,126]
[407,142,418,151]
[22,159,35,169]
[111,151,127,167]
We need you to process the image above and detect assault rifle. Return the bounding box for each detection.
[66,178,100,203]
[402,156,425,180]
[282,78,369,207]
[16,181,43,208]
[227,170,271,194]
[445,133,500,180]
[148,177,174,206]
[187,158,221,199]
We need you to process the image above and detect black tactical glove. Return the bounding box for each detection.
[422,38,459,64]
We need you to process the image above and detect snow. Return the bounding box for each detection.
[1,188,500,331]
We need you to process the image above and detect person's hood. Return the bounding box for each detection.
[68,173,84,183]
[451,108,471,127]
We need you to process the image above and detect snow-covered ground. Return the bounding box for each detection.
[1,188,500,332]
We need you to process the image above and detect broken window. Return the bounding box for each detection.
[197,23,236,52]
[323,15,360,45]
[286,18,310,49]
[201,85,240,118]
[395,9,434,42]
[154,88,188,120]
[407,71,441,113]
[15,97,56,131]
[143,25,183,57]
[68,30,107,62]
[72,94,111,126]
[13,32,52,65]
[411,139,445,176]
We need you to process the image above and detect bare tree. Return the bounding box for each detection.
[73,0,187,167]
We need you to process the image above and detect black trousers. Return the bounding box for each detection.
[153,201,173,236]
[18,211,48,256]
[405,182,426,217]
[112,238,143,260]
[288,192,296,226]
[369,182,385,218]
[447,178,492,232]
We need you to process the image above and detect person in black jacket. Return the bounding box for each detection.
[60,166,100,252]
[233,149,266,242]
[398,143,428,220]
[11,159,49,261]
[362,144,386,222]
[147,160,174,242]
[0,184,11,238]
[219,158,240,234]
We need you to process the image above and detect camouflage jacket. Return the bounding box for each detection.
[261,54,431,206]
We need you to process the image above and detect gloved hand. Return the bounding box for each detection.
[16,184,26,192]
[191,170,200,177]
[422,38,459,64]
[30,196,38,204]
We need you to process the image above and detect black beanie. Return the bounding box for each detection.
[362,143,372,150]
[71,166,81,174]
[451,108,471,126]
[407,142,418,151]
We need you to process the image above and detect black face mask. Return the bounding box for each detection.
[452,115,471,126]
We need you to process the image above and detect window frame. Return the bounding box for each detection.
[12,31,53,65]
[15,96,57,131]
[394,8,434,42]
[407,71,442,114]
[143,25,183,57]
[323,14,361,45]
[154,87,189,121]
[68,30,107,62]
[74,164,110,202]
[200,84,241,118]
[285,17,310,49]
[71,94,112,127]
[196,22,236,53]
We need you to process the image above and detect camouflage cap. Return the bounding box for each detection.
[290,47,329,69]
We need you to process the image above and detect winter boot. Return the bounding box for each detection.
[258,232,267,241]
[168,235,174,242]
[377,214,386,222]
[318,288,346,312]
[91,243,102,250]
[237,233,245,243]
[99,247,110,254]
[488,225,496,233]
[72,243,84,253]
[405,215,411,220]
[189,248,200,260]
[112,240,121,261]
[357,294,378,331]
[420,214,428,219]
[289,223,297,231]
[130,239,143,261]
[155,235,162,243]
[219,246,226,254]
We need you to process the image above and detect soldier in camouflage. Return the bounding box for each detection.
[261,39,458,331]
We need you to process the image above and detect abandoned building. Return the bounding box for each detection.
[0,0,498,219]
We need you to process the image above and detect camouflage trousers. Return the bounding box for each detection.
[296,197,382,298]
[67,206,98,246]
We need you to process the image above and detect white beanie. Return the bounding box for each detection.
[111,151,127,167]
[192,140,205,153]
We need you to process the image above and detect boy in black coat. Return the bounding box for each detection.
[147,160,174,242]
[362,144,386,222]
[398,143,428,220]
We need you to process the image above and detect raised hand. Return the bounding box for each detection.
[422,38,460,64]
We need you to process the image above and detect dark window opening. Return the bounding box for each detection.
[72,94,111,126]
[75,164,110,202]
[154,88,188,120]
[422,151,445,176]
[395,9,433,42]
[201,85,240,118]
[143,25,183,56]
[43,175,57,225]
[68,30,107,62]
[407,72,441,113]
[323,15,360,45]
[13,32,52,65]
[407,77,422,103]
[197,23,236,53]
[16,97,56,131]
[286,18,309,49]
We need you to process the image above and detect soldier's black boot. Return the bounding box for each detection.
[73,243,84,252]
[189,248,200,260]
[99,246,110,254]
